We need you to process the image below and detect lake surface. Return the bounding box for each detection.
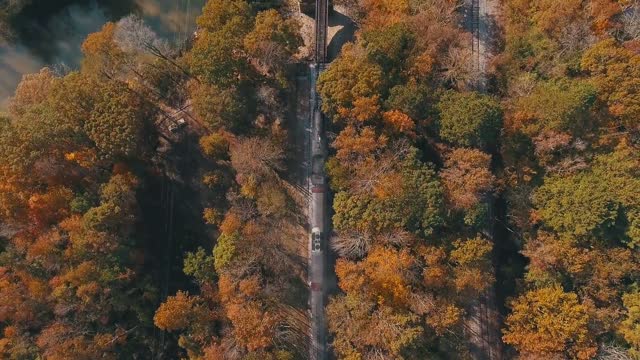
[0,0,205,108]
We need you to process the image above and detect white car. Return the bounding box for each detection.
[311,227,322,252]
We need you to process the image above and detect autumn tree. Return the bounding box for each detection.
[529,0,584,37]
[450,236,494,294]
[321,0,500,356]
[154,291,210,332]
[225,301,278,351]
[581,38,640,130]
[199,132,230,160]
[196,0,252,35]
[190,82,249,131]
[336,245,416,306]
[81,22,126,78]
[317,43,384,120]
[513,79,597,137]
[0,1,315,359]
[441,148,495,210]
[8,68,57,118]
[327,294,423,359]
[331,125,388,178]
[85,80,150,160]
[244,9,302,81]
[620,292,640,357]
[502,287,596,359]
[498,0,640,358]
[154,290,216,358]
[230,136,285,180]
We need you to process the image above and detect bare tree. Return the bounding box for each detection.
[331,230,372,259]
[115,15,192,80]
[440,45,480,90]
[350,139,412,195]
[114,15,172,56]
[620,0,640,40]
[410,0,461,24]
[558,21,595,55]
[230,136,286,180]
[375,230,417,248]
[596,345,634,360]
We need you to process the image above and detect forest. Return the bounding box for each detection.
[0,0,639,359]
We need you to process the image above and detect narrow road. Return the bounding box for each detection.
[309,0,329,358]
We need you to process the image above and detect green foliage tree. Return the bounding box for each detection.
[188,0,255,88]
[183,248,216,284]
[533,142,640,247]
[317,43,384,120]
[190,82,249,130]
[187,31,249,87]
[400,151,445,235]
[332,150,443,235]
[514,79,596,136]
[83,173,138,234]
[214,232,239,271]
[437,91,503,148]
[362,23,415,74]
[384,80,431,120]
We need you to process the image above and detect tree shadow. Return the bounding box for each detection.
[481,14,503,56]
[327,9,357,62]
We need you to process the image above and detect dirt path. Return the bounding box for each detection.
[478,0,500,90]
[463,0,504,359]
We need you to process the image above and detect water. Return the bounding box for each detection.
[0,0,205,109]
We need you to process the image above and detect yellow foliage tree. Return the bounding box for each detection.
[503,287,596,359]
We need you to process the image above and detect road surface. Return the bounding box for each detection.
[308,63,328,360]
[309,0,329,358]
